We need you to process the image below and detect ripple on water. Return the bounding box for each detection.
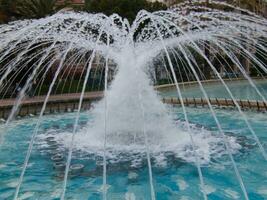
[18,192,34,200]
[176,179,188,191]
[125,192,136,200]
[203,184,216,195]
[0,164,6,169]
[50,188,61,198]
[258,186,267,197]
[224,188,240,199]
[180,196,189,200]
[6,179,18,188]
[1,103,266,199]
[128,172,138,180]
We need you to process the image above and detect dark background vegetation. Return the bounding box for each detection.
[1,0,266,24]
[0,0,166,24]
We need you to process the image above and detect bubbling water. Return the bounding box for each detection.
[37,46,240,166]
[0,1,266,199]
[38,112,241,167]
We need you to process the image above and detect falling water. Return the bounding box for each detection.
[0,1,266,199]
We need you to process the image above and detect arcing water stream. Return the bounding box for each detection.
[0,1,266,199]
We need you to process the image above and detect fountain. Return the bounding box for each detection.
[0,1,267,199]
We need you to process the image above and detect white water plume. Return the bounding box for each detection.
[0,1,266,199]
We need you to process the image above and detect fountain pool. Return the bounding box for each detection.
[1,80,267,199]
[160,79,267,101]
[0,105,266,199]
[0,0,267,199]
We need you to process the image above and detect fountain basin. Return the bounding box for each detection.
[0,107,266,199]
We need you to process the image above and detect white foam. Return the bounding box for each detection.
[203,184,216,195]
[177,179,188,191]
[128,172,138,180]
[125,192,136,200]
[224,189,240,199]
[38,117,240,166]
[38,53,241,165]
[154,153,167,167]
[0,164,6,169]
[18,192,34,200]
[213,164,225,170]
[6,179,18,188]
[98,184,111,193]
[27,162,34,168]
[257,186,267,196]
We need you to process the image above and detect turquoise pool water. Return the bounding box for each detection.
[160,79,267,100]
[0,107,266,200]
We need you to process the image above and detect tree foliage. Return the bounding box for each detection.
[85,0,167,23]
[226,0,265,12]
[0,0,61,22]
[15,0,57,19]
[0,0,17,23]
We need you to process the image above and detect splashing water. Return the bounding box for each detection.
[0,1,266,199]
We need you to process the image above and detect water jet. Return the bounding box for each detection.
[0,1,266,199]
